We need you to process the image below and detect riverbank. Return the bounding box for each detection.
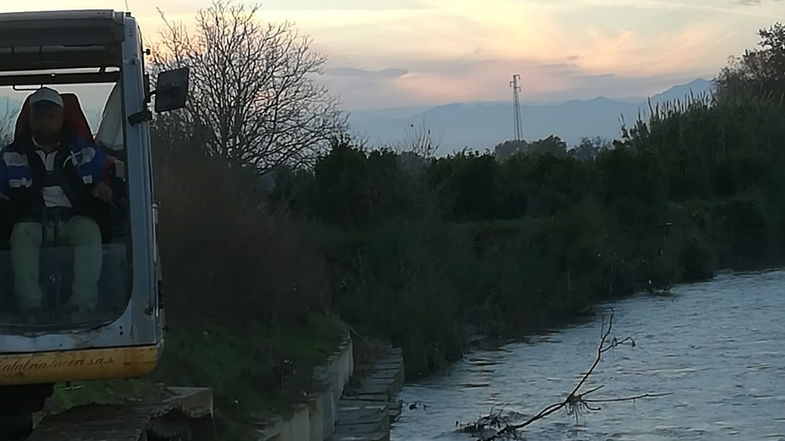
[46,323,408,441]
[320,207,785,379]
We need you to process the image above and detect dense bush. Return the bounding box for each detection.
[153,149,328,327]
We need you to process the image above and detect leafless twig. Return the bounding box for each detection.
[468,313,669,441]
[0,102,15,146]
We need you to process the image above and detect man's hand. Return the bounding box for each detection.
[92,182,113,203]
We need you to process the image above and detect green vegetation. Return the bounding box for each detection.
[47,379,170,414]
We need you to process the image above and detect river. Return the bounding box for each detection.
[391,270,785,440]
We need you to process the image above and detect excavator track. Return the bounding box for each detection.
[26,388,215,441]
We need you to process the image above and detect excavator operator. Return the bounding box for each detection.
[0,87,113,322]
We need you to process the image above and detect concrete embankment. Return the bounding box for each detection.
[256,336,404,441]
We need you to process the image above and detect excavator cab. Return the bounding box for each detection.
[0,10,189,437]
[0,91,129,327]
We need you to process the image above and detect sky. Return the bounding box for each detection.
[1,0,784,110]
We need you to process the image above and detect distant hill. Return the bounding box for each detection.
[649,79,714,106]
[348,79,715,154]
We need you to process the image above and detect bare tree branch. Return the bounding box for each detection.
[398,121,441,159]
[584,392,672,404]
[460,313,668,441]
[0,103,15,146]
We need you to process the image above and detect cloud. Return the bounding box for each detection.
[570,0,784,18]
[577,73,617,81]
[539,63,582,76]
[737,0,782,4]
[263,0,429,10]
[19,0,773,110]
[325,67,409,78]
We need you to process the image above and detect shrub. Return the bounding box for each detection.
[153,150,328,327]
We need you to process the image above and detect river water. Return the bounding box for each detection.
[391,270,785,440]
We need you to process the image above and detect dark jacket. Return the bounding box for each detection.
[0,131,113,241]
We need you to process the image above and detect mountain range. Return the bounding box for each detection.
[348,79,715,154]
[3,79,715,153]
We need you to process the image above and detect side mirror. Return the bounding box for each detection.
[154,68,189,112]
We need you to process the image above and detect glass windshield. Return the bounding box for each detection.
[0,78,131,331]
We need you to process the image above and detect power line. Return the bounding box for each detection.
[510,74,523,142]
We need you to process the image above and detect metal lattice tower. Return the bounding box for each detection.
[510,74,523,141]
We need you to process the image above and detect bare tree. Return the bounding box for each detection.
[400,121,441,159]
[0,103,14,147]
[154,0,347,173]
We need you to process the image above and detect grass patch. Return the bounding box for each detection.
[48,313,346,441]
[47,379,170,414]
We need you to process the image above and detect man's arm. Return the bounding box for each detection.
[78,139,112,184]
[73,138,113,202]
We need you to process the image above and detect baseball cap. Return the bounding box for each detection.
[28,87,64,109]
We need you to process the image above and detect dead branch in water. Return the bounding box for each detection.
[465,313,670,441]
[458,407,514,436]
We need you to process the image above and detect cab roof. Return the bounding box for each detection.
[0,10,128,82]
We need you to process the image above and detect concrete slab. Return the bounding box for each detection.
[342,393,389,402]
[330,432,388,441]
[365,371,399,380]
[352,384,391,394]
[375,355,402,363]
[359,379,396,386]
[373,356,403,367]
[165,387,215,416]
[357,381,396,394]
[326,343,404,441]
[338,402,387,411]
[335,408,388,425]
[333,421,384,434]
[365,376,402,389]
